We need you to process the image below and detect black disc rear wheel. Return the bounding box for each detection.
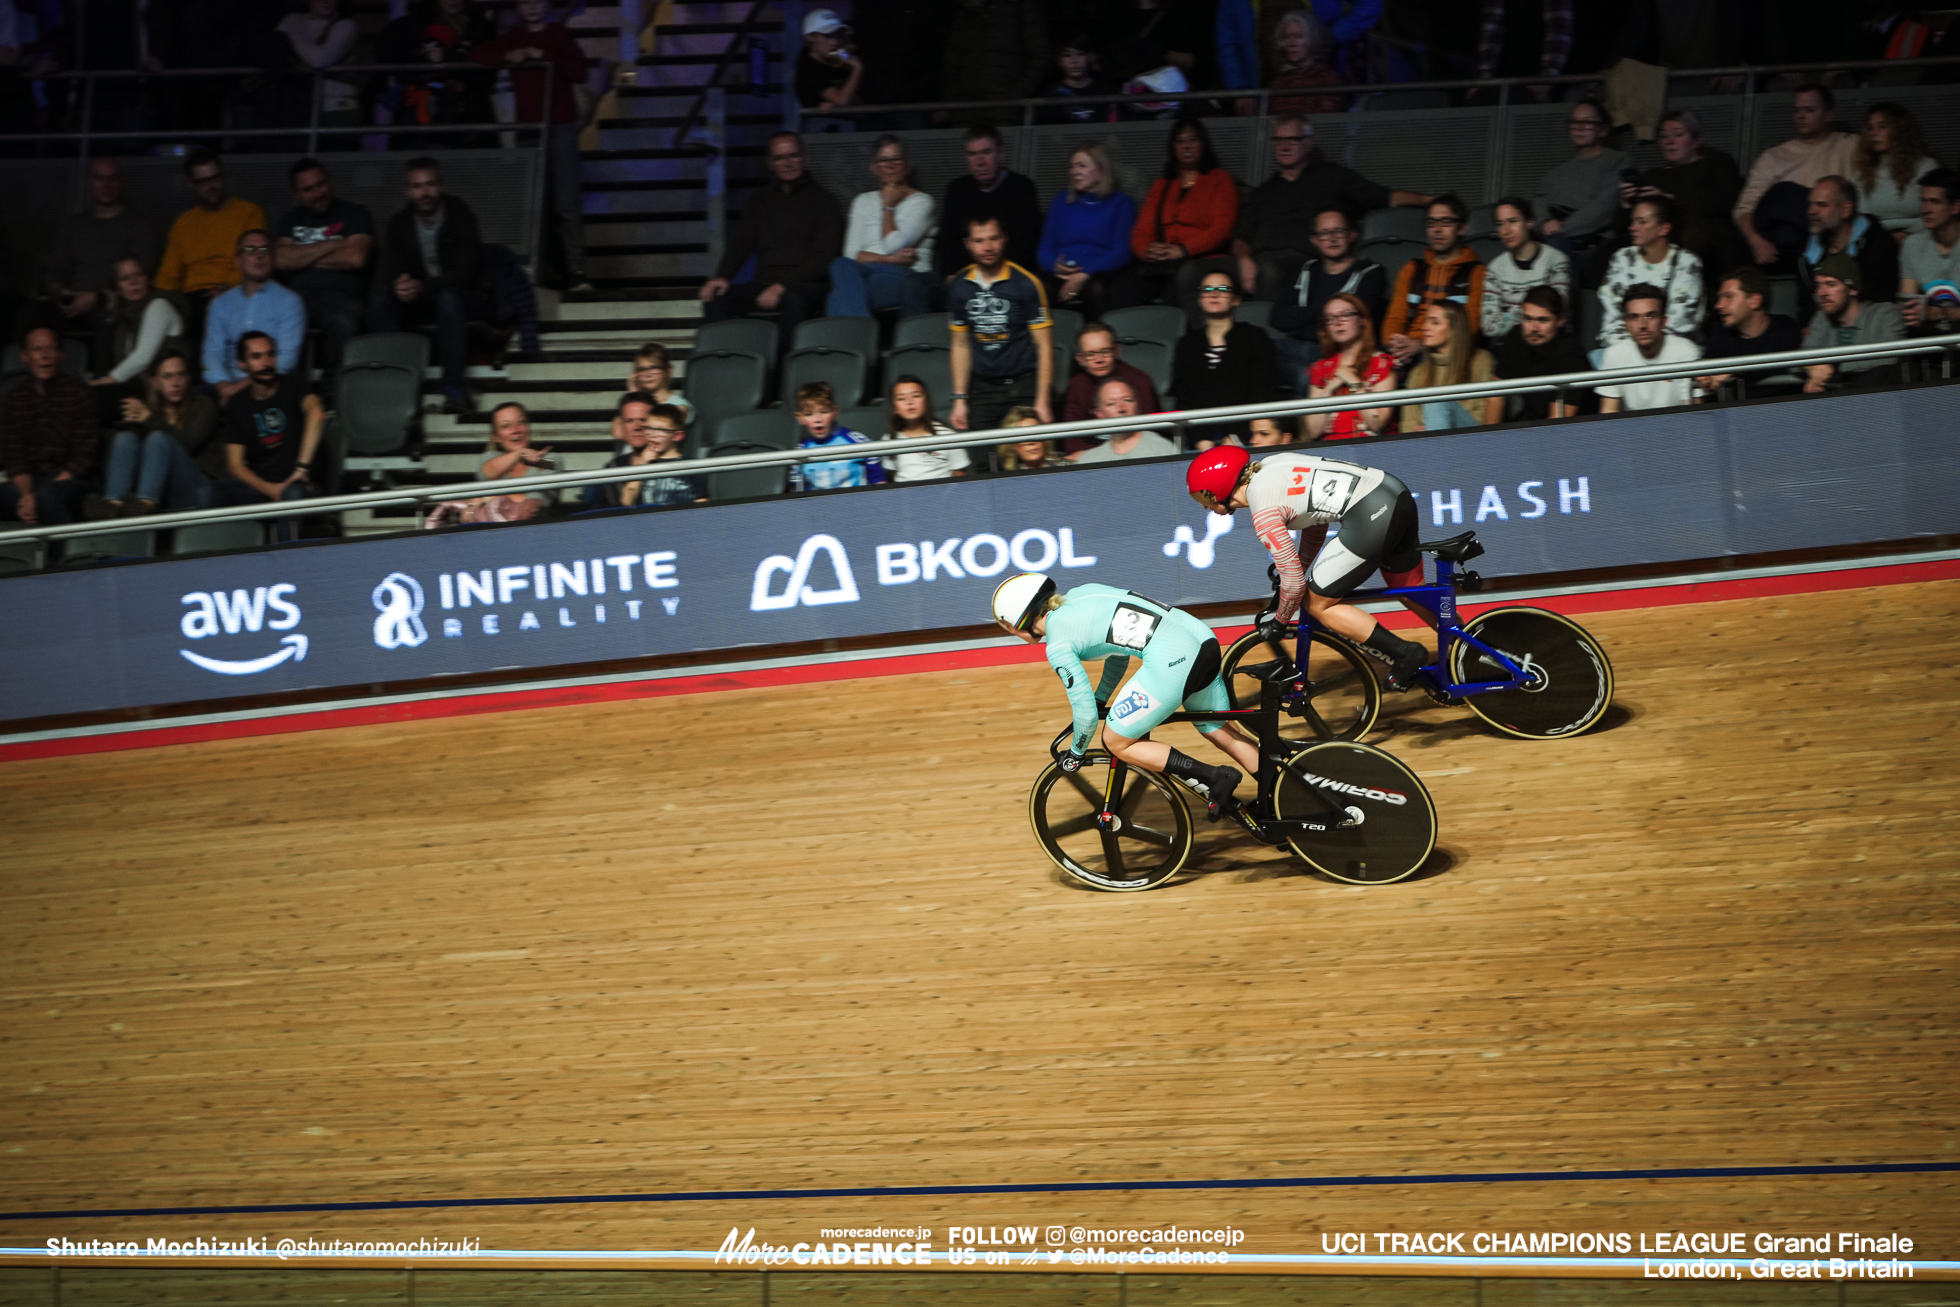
[1450,607,1614,740]
[1029,754,1195,892]
[1273,741,1437,885]
[1221,627,1381,743]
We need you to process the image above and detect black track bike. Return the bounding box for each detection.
[1027,676,1438,893]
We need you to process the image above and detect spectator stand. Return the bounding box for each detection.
[804,67,1960,229]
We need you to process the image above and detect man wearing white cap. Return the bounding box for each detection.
[796,9,863,116]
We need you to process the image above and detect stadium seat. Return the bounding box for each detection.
[0,540,43,574]
[1466,204,1497,239]
[1112,337,1174,402]
[1361,207,1425,244]
[1470,235,1505,265]
[1103,305,1185,354]
[715,408,799,452]
[682,350,769,437]
[60,529,156,566]
[1048,307,1084,358]
[1577,291,1605,351]
[1359,237,1422,286]
[171,520,268,554]
[892,312,951,351]
[883,344,954,417]
[341,332,430,373]
[1769,276,1799,319]
[694,318,780,371]
[336,359,424,460]
[793,315,880,362]
[1359,88,1449,112]
[781,344,870,407]
[838,405,887,439]
[1233,300,1282,339]
[705,441,789,500]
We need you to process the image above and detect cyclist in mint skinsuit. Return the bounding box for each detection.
[993,572,1257,817]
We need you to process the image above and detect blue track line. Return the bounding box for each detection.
[4,1160,1957,1223]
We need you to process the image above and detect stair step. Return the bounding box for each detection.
[585,206,708,222]
[656,21,785,34]
[551,299,702,321]
[618,82,783,97]
[582,176,766,192]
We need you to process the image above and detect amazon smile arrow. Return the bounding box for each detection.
[179,634,308,676]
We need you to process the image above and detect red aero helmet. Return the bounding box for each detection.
[1186,444,1251,505]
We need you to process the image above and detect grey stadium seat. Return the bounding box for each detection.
[694,318,780,371]
[60,529,156,566]
[1112,337,1174,403]
[793,316,880,361]
[0,540,44,573]
[1103,304,1186,354]
[1048,307,1085,358]
[715,408,799,452]
[681,350,769,437]
[1359,238,1422,286]
[781,344,870,407]
[336,358,424,458]
[838,404,887,439]
[341,332,431,372]
[1361,207,1425,244]
[1233,300,1282,339]
[892,312,951,351]
[706,440,789,501]
[172,520,268,554]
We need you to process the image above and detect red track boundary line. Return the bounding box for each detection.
[7,558,1955,764]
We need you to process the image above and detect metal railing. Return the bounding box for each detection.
[813,55,1960,126]
[670,0,774,150]
[0,335,1953,551]
[20,61,557,158]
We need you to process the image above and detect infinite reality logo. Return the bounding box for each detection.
[371,572,429,649]
[179,584,307,674]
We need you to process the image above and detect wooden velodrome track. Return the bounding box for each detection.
[2,567,1958,1285]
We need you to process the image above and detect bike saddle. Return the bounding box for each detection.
[1417,531,1486,563]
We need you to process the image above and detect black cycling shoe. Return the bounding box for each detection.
[1382,644,1431,693]
[1178,767,1243,821]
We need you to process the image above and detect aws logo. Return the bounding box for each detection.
[179,584,307,674]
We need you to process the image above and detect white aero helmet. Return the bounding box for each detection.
[992,572,1057,633]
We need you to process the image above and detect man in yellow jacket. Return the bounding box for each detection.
[156,150,267,306]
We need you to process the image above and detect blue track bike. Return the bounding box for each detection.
[1218,531,1615,744]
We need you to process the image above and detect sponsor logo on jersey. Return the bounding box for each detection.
[1108,688,1152,722]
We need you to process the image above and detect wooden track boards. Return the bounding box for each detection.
[1,579,1956,1267]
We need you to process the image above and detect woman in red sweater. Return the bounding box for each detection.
[1128,116,1240,324]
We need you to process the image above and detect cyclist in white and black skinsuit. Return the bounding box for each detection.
[1186,445,1433,689]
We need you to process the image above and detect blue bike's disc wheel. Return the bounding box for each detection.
[1449,607,1615,740]
[1274,742,1438,885]
[1028,754,1194,892]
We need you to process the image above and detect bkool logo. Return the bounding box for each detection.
[179,584,307,674]
[751,534,860,611]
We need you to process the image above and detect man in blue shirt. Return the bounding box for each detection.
[203,229,306,402]
[948,214,1053,439]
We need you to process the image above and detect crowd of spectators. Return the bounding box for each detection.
[687,82,1953,482]
[808,0,1960,123]
[1,149,541,529]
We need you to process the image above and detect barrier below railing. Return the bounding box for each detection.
[0,335,1950,551]
[0,380,1954,725]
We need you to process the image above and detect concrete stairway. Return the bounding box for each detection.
[343,0,788,536]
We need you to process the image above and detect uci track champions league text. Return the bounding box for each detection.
[709,1224,1931,1277]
